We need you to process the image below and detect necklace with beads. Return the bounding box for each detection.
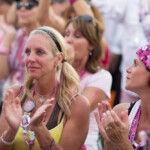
[20,81,59,149]
[20,95,36,149]
[128,105,150,150]
[34,81,59,104]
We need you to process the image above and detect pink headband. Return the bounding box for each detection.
[136,45,150,71]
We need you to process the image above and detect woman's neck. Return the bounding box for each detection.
[73,58,87,74]
[140,93,150,120]
[22,22,40,36]
[34,76,57,96]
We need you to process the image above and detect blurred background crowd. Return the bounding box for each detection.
[0,0,149,149]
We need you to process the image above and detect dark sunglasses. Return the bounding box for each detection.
[75,15,96,27]
[16,2,37,10]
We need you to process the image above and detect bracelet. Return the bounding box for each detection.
[0,46,10,55]
[0,50,9,55]
[69,0,78,5]
[0,130,15,145]
[40,138,55,150]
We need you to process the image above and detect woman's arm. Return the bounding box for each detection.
[38,0,50,25]
[82,87,108,111]
[81,70,112,111]
[37,0,65,34]
[6,2,17,27]
[31,95,90,150]
[0,16,16,80]
[70,0,94,17]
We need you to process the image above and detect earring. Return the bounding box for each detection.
[89,51,92,56]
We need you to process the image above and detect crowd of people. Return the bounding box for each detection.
[0,0,149,150]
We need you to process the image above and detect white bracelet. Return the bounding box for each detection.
[0,130,15,145]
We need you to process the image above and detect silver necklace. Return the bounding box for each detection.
[34,81,59,104]
[34,89,52,104]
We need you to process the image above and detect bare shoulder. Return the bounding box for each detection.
[70,95,90,117]
[113,103,130,117]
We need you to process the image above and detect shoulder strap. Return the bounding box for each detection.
[128,101,137,115]
[17,85,24,97]
[46,94,79,130]
[46,102,62,130]
[17,86,27,107]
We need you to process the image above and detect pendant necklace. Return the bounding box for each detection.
[20,98,36,149]
[34,81,59,104]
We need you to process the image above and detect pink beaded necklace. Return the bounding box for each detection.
[20,81,59,149]
[128,105,150,150]
[79,69,87,80]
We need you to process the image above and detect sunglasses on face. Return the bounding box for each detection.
[16,2,37,10]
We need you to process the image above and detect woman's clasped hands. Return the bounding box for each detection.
[94,101,130,148]
[3,89,54,132]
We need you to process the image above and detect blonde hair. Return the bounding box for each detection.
[20,26,80,117]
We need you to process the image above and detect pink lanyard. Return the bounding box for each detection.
[79,69,87,80]
[128,106,142,150]
[17,31,25,66]
[128,106,141,144]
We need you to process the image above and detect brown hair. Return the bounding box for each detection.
[63,1,105,33]
[65,15,103,73]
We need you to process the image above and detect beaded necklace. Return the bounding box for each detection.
[20,81,59,149]
[20,89,35,150]
[128,106,141,144]
[79,69,87,80]
[128,105,150,150]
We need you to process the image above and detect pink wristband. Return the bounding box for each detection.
[0,46,10,55]
[69,0,78,5]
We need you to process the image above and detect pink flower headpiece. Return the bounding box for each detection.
[136,45,150,71]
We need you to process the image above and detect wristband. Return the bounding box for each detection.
[0,130,15,145]
[0,46,10,55]
[40,138,55,150]
[69,0,78,5]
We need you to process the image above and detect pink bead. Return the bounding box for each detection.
[29,140,34,146]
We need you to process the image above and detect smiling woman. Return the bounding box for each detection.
[0,0,40,103]
[0,26,90,150]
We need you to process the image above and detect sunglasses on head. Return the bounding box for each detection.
[75,15,96,27]
[16,2,37,10]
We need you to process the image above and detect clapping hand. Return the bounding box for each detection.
[94,101,112,142]
[30,98,54,127]
[95,101,129,145]
[3,89,22,132]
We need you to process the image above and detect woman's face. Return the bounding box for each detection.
[17,0,38,27]
[64,23,92,62]
[125,55,150,92]
[25,34,57,80]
